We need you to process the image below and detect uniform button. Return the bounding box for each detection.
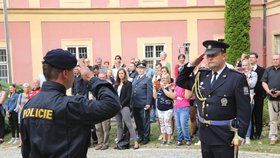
[206,104,209,107]
[208,95,211,97]
[205,114,208,117]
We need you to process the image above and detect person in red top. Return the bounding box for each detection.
[174,54,186,79]
[27,79,41,99]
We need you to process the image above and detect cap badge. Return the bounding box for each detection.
[207,45,212,50]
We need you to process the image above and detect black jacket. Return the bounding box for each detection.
[71,75,88,97]
[21,77,120,158]
[176,65,251,145]
[114,81,132,108]
[253,65,265,98]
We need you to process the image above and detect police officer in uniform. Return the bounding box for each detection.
[131,61,153,144]
[176,40,251,158]
[21,49,120,158]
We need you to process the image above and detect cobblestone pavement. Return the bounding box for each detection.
[1,146,280,158]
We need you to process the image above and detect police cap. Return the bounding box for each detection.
[136,61,146,68]
[43,49,77,70]
[203,40,230,55]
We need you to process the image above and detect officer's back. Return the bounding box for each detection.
[21,49,120,158]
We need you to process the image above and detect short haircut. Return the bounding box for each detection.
[10,83,16,88]
[115,55,122,60]
[178,54,186,60]
[42,61,64,81]
[156,63,162,67]
[249,52,258,58]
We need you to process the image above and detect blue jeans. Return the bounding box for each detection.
[174,107,190,142]
[246,121,252,137]
[246,103,254,137]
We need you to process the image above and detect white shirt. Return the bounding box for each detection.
[251,64,257,71]
[117,83,123,97]
[211,65,226,83]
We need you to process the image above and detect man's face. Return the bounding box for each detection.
[249,54,257,65]
[156,65,162,73]
[96,59,102,67]
[73,67,80,75]
[137,67,145,75]
[93,69,99,76]
[129,63,136,71]
[206,52,225,71]
[115,57,121,63]
[9,86,15,93]
[272,55,280,67]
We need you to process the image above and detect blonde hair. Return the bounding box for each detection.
[161,73,171,83]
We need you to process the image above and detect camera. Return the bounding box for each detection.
[271,89,277,95]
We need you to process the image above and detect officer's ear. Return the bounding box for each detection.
[221,52,226,60]
[61,69,72,79]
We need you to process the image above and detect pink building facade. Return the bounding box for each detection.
[0,0,279,84]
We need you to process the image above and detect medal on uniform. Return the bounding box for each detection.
[200,82,204,85]
[221,98,228,106]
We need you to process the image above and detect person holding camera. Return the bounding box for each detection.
[241,59,258,144]
[261,54,280,145]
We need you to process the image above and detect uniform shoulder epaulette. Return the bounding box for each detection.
[229,68,244,76]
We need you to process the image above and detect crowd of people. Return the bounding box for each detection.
[0,50,279,151]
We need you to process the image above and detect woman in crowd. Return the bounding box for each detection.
[159,52,171,75]
[5,84,19,144]
[174,54,186,79]
[0,84,7,144]
[173,83,192,146]
[161,66,174,84]
[153,73,174,146]
[114,68,139,149]
[15,83,30,147]
[241,59,257,144]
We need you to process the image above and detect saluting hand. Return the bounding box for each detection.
[77,59,94,81]
[191,53,204,66]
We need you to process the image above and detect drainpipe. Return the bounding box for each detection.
[262,0,267,68]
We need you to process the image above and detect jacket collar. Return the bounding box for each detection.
[41,81,66,94]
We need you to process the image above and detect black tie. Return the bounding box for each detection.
[211,72,218,88]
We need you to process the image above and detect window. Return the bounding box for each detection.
[144,44,165,69]
[0,49,8,83]
[67,46,88,59]
[275,35,280,55]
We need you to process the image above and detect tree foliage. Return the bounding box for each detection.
[225,0,251,65]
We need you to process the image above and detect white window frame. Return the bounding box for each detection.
[0,48,9,83]
[275,34,280,55]
[143,43,166,69]
[66,45,89,59]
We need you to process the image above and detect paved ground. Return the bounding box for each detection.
[1,146,280,158]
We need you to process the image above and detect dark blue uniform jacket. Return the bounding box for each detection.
[21,77,120,158]
[176,65,251,146]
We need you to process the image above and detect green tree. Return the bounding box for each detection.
[225,0,251,65]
